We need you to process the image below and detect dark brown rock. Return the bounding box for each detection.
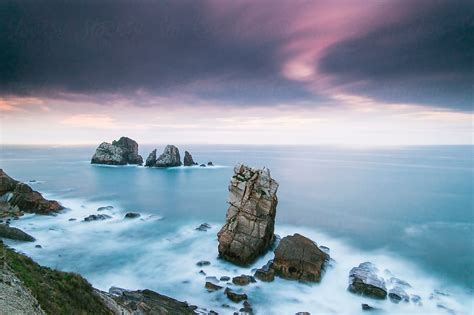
[273,233,329,282]
[224,288,247,303]
[205,282,223,292]
[217,164,279,265]
[232,275,256,286]
[254,261,275,282]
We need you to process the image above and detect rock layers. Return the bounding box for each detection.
[217,164,279,265]
[0,169,62,215]
[146,145,182,167]
[273,233,329,282]
[91,137,143,165]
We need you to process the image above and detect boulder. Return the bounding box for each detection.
[232,275,256,286]
[183,151,197,166]
[273,233,329,282]
[149,145,182,167]
[83,214,111,222]
[217,164,279,265]
[0,224,35,241]
[0,170,62,215]
[348,262,387,299]
[224,288,247,303]
[91,137,143,165]
[254,260,275,282]
[145,149,157,167]
[205,282,223,292]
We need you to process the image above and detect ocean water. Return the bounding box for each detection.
[0,145,472,314]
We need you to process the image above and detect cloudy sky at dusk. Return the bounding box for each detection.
[0,0,472,145]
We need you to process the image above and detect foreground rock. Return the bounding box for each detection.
[146,145,182,167]
[217,164,279,265]
[0,224,35,241]
[224,288,247,303]
[254,260,275,282]
[348,262,387,299]
[98,287,198,315]
[273,233,329,282]
[0,169,62,215]
[91,137,143,165]
[184,151,198,166]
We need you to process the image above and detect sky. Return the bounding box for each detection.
[0,0,472,145]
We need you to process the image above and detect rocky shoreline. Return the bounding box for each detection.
[0,165,458,314]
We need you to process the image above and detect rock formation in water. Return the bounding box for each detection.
[145,149,157,167]
[183,151,197,166]
[0,224,36,241]
[217,164,279,265]
[146,145,182,167]
[0,169,62,215]
[273,233,329,282]
[348,262,387,299]
[91,136,143,165]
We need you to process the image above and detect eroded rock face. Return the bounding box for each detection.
[273,233,329,282]
[91,137,143,165]
[183,151,197,166]
[348,262,387,299]
[217,164,279,265]
[146,145,182,167]
[145,149,157,167]
[0,170,62,215]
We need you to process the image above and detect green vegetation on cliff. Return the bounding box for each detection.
[1,242,111,315]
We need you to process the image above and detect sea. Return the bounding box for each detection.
[1,144,472,314]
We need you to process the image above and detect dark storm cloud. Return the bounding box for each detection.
[0,0,312,104]
[318,0,474,111]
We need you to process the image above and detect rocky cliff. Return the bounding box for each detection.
[91,137,143,165]
[217,164,279,264]
[0,169,62,215]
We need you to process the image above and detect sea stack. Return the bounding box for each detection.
[217,164,279,265]
[91,137,143,165]
[146,145,182,167]
[183,151,197,166]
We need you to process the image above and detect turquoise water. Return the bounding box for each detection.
[1,145,472,314]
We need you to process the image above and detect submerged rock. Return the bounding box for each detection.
[205,282,223,292]
[224,288,247,303]
[199,164,206,167]
[195,223,211,231]
[124,212,140,219]
[0,170,62,215]
[154,145,182,167]
[196,261,211,267]
[91,137,143,165]
[389,277,411,288]
[0,224,35,241]
[348,262,387,299]
[217,164,279,265]
[389,287,410,303]
[184,151,197,166]
[411,294,422,305]
[273,233,329,282]
[83,214,111,222]
[361,304,381,311]
[97,206,114,212]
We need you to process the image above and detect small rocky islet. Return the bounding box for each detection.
[0,160,452,314]
[91,136,213,168]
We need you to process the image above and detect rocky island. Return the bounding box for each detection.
[91,137,143,165]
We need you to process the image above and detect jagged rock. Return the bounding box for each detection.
[98,287,197,314]
[254,260,275,282]
[232,275,256,286]
[0,224,35,241]
[389,287,409,303]
[0,170,62,215]
[205,282,223,292]
[348,262,387,299]
[217,164,279,265]
[145,149,157,167]
[184,151,197,166]
[91,137,143,165]
[124,212,140,219]
[273,233,329,282]
[224,288,247,303]
[151,145,181,167]
[83,214,111,222]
